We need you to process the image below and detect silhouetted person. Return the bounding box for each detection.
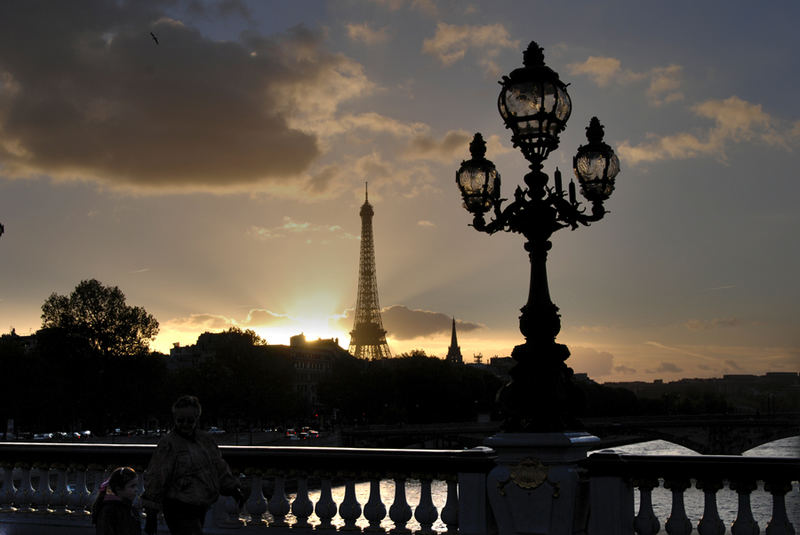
[92,466,142,535]
[142,396,243,535]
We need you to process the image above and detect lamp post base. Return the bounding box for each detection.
[496,342,585,433]
[484,432,600,535]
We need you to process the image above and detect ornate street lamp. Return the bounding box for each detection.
[456,41,620,432]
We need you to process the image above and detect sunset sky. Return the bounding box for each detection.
[1,1,798,382]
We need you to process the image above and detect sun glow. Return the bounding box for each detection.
[252,293,352,346]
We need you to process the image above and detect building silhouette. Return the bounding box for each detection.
[348,184,392,359]
[445,318,463,364]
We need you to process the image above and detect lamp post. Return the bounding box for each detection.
[456,42,620,433]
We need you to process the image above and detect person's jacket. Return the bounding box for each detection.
[95,495,142,535]
[142,429,239,509]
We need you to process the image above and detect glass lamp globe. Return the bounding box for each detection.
[456,133,500,215]
[497,42,572,164]
[573,117,620,202]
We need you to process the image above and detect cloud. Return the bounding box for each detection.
[166,313,236,331]
[368,0,438,16]
[568,346,615,378]
[703,285,736,291]
[647,65,684,106]
[403,130,471,161]
[248,216,358,242]
[0,3,374,193]
[312,112,429,140]
[685,317,741,331]
[566,56,623,87]
[346,23,390,45]
[403,130,511,163]
[417,220,435,227]
[381,305,482,340]
[725,359,742,370]
[422,23,519,74]
[647,362,683,374]
[186,0,253,21]
[644,340,713,360]
[567,56,681,106]
[164,307,325,334]
[618,96,789,165]
[614,364,637,374]
[241,309,296,329]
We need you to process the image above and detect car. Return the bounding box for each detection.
[308,430,319,439]
[285,428,297,438]
[33,433,54,441]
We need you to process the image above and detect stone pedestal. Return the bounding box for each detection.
[484,432,600,535]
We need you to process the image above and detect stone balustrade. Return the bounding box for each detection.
[0,442,496,535]
[583,452,799,535]
[0,442,797,534]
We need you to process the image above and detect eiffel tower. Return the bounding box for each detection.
[349,184,392,359]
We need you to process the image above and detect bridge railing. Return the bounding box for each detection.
[582,451,799,535]
[0,442,496,535]
[1,443,798,535]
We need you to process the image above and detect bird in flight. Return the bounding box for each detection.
[150,32,159,45]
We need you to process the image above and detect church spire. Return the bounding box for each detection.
[446,317,463,364]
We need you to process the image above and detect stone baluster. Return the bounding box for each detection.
[339,475,363,530]
[66,467,91,515]
[267,474,290,527]
[415,478,438,535]
[389,477,412,534]
[50,466,70,514]
[14,464,35,512]
[315,477,338,530]
[730,479,760,535]
[364,477,387,532]
[87,467,104,512]
[245,472,268,525]
[440,479,458,534]
[291,475,314,529]
[0,463,17,511]
[664,477,692,535]
[633,478,660,535]
[764,480,794,535]
[211,495,243,529]
[696,479,724,535]
[31,464,54,513]
[132,473,144,512]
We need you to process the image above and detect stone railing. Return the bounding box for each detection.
[1,442,797,535]
[582,452,799,535]
[0,442,496,535]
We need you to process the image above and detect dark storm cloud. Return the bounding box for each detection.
[0,1,344,190]
[381,305,482,340]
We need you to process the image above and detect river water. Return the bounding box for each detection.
[292,436,799,533]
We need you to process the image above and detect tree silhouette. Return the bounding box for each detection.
[41,279,159,358]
